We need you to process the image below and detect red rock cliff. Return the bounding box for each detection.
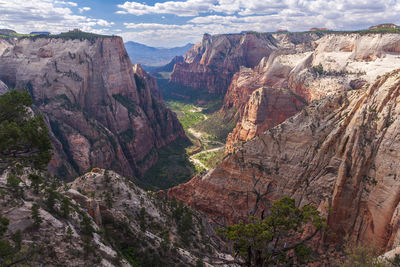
[0,36,185,179]
[170,33,320,95]
[170,70,400,251]
[223,33,400,153]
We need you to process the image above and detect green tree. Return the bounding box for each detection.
[11,230,22,251]
[0,90,52,173]
[28,173,43,194]
[0,216,14,264]
[6,174,22,197]
[31,203,42,227]
[66,226,73,243]
[60,197,71,218]
[105,192,113,208]
[80,214,94,237]
[218,197,326,266]
[340,242,384,267]
[45,186,58,212]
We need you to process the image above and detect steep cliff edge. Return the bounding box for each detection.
[170,32,320,95]
[0,36,185,179]
[225,86,305,152]
[0,79,8,94]
[170,69,400,251]
[224,33,400,152]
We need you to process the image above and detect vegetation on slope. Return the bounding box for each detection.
[140,138,195,190]
[218,197,327,266]
[139,77,229,189]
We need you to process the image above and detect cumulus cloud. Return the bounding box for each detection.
[79,7,91,13]
[116,0,400,28]
[0,0,112,34]
[119,0,400,46]
[117,0,215,16]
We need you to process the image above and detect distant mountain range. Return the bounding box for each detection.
[124,41,192,67]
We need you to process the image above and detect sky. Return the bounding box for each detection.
[0,0,400,47]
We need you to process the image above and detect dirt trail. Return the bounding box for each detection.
[187,127,225,170]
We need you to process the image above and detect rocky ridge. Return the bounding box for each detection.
[170,32,321,95]
[0,36,185,179]
[224,33,400,152]
[0,168,230,266]
[169,69,400,252]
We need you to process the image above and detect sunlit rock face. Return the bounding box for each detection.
[170,69,400,251]
[0,36,185,178]
[222,33,400,152]
[170,32,321,95]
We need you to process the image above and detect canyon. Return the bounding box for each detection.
[0,35,185,179]
[169,68,400,251]
[170,32,400,153]
[2,28,400,265]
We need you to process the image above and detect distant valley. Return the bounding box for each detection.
[124,41,193,67]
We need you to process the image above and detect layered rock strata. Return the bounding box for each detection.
[170,32,321,95]
[224,33,400,152]
[0,36,185,178]
[170,70,400,251]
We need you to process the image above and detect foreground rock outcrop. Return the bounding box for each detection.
[170,69,400,251]
[0,169,230,266]
[0,35,185,179]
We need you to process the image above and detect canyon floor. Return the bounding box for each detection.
[140,76,229,190]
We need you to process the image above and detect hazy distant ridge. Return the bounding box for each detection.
[125,41,192,66]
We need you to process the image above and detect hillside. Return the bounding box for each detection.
[0,168,231,266]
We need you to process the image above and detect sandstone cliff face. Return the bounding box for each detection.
[170,70,400,251]
[225,87,305,152]
[0,36,185,179]
[224,33,400,152]
[170,33,321,94]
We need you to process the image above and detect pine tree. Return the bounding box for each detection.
[45,186,58,212]
[218,197,327,266]
[61,197,71,218]
[31,203,42,227]
[28,173,43,194]
[105,192,113,208]
[80,214,94,237]
[6,174,22,197]
[66,226,73,243]
[11,230,22,251]
[0,90,52,173]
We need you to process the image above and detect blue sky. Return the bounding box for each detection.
[1,0,400,47]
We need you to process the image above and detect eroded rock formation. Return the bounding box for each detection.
[0,36,185,179]
[170,32,321,95]
[0,168,229,266]
[169,69,400,251]
[224,33,400,152]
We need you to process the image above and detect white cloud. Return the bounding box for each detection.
[79,7,91,13]
[124,23,192,30]
[0,0,112,34]
[117,0,216,16]
[116,0,400,27]
[54,1,77,6]
[119,0,400,46]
